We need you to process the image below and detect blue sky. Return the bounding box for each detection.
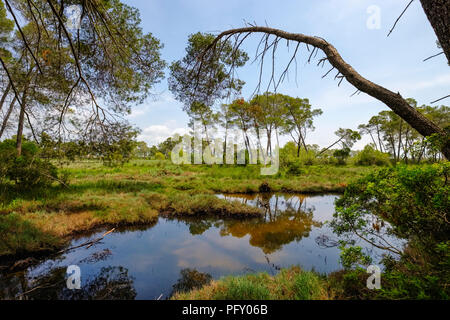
[122,0,449,149]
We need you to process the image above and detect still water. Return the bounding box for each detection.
[0,194,398,300]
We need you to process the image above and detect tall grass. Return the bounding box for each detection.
[173,266,329,300]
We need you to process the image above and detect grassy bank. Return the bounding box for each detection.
[0,160,372,260]
[172,266,330,300]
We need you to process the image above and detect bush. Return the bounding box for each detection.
[286,160,304,175]
[154,152,166,160]
[330,163,449,299]
[333,148,351,165]
[0,139,58,189]
[280,142,319,174]
[351,145,390,166]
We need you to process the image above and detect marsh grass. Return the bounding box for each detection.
[0,160,371,258]
[173,266,329,300]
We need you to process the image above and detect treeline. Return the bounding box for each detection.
[358,99,449,163]
[20,94,448,169]
[139,95,448,166]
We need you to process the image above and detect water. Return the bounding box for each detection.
[0,193,400,300]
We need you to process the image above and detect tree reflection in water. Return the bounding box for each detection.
[178,194,322,254]
[170,268,212,297]
[1,265,136,300]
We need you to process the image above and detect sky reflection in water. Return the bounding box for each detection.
[0,194,396,300]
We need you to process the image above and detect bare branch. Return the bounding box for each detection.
[423,51,444,62]
[387,0,415,37]
[430,94,450,104]
[4,0,43,74]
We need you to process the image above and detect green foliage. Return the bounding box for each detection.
[0,212,61,256]
[331,163,449,299]
[0,139,58,189]
[280,142,320,173]
[351,145,391,166]
[0,0,13,50]
[359,101,449,163]
[88,124,140,167]
[169,32,248,110]
[157,136,180,157]
[1,0,166,163]
[333,147,351,165]
[212,275,272,300]
[339,245,372,270]
[153,152,166,160]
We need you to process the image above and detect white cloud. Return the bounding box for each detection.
[139,123,188,146]
[391,73,450,95]
[128,92,181,119]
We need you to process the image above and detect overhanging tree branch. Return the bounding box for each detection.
[197,26,450,159]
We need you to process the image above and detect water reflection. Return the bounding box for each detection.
[171,268,212,297]
[1,266,136,300]
[178,194,323,254]
[0,193,393,300]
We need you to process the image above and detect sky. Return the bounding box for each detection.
[122,0,450,149]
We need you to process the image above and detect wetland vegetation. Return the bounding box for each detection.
[0,0,448,301]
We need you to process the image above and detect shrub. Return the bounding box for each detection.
[280,142,318,174]
[333,148,351,165]
[351,145,390,166]
[0,139,58,189]
[330,163,449,299]
[286,160,304,175]
[154,152,166,160]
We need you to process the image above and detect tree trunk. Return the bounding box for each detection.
[0,97,16,139]
[420,0,450,64]
[299,130,308,152]
[319,137,344,155]
[0,83,11,112]
[376,125,384,152]
[16,88,29,156]
[368,131,378,150]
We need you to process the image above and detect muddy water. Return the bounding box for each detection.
[0,194,399,300]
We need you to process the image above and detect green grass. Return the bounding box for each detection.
[172,266,329,300]
[0,213,62,257]
[0,160,373,259]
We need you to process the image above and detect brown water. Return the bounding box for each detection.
[0,193,400,300]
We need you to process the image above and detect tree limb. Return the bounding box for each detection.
[198,26,449,158]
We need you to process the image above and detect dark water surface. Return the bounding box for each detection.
[0,193,399,300]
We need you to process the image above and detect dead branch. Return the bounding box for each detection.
[387,0,415,37]
[423,51,444,62]
[431,94,450,104]
[57,228,116,255]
